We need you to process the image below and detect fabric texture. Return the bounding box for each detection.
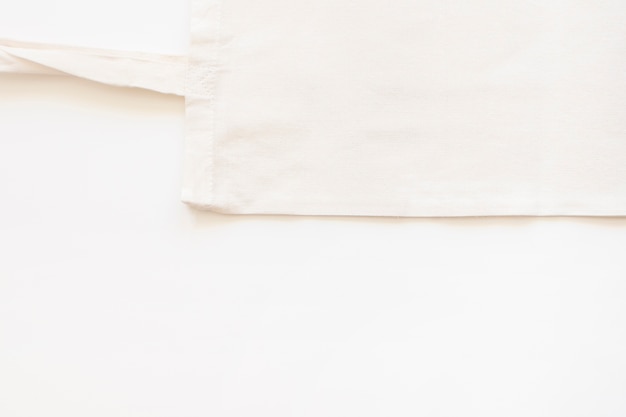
[2,1,626,216]
[0,39,186,95]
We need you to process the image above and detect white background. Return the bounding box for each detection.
[2,1,626,416]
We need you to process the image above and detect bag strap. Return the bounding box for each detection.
[0,38,187,96]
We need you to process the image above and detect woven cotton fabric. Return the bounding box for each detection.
[3,1,626,216]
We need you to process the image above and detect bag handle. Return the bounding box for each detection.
[0,38,187,96]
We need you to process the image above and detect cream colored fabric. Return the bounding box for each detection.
[3,0,626,216]
[0,39,187,96]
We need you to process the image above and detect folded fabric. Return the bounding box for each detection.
[2,0,626,216]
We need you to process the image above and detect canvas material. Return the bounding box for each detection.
[2,0,626,217]
[0,39,187,96]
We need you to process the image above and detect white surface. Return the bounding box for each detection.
[2,1,626,416]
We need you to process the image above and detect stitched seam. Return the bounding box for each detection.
[207,0,223,206]
[184,0,224,206]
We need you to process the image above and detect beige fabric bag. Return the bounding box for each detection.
[2,0,626,216]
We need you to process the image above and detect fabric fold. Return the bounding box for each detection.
[0,38,187,96]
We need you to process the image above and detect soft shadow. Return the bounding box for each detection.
[185,204,626,230]
[185,205,544,230]
[0,73,184,116]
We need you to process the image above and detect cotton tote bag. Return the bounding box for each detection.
[2,0,626,217]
